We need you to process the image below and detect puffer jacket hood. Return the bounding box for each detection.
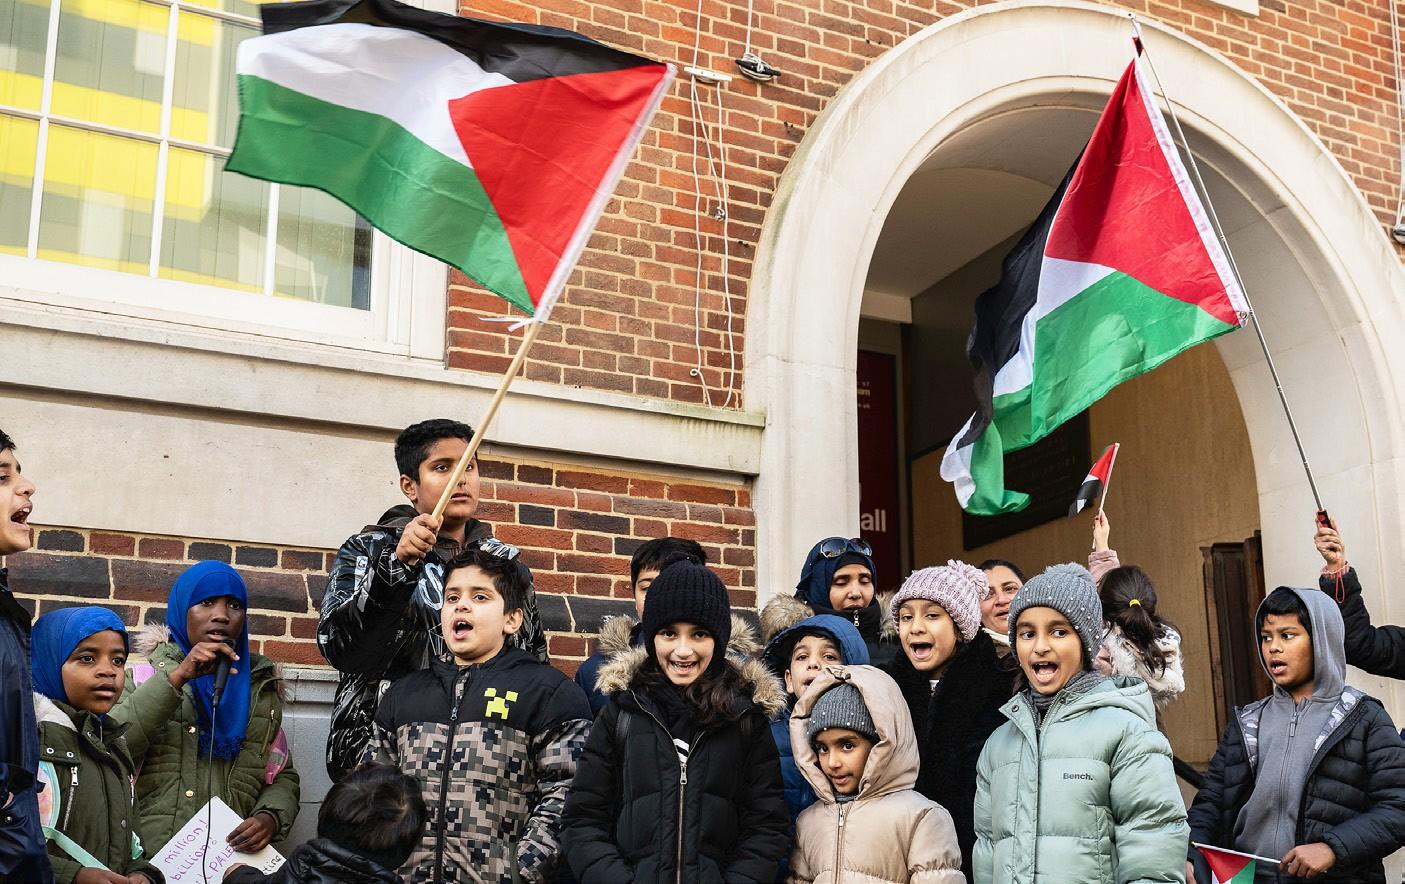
[762,593,899,669]
[594,615,786,718]
[791,665,915,800]
[1255,586,1346,700]
[761,613,870,678]
[786,666,965,884]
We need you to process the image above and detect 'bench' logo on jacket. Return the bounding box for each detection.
[485,688,518,720]
[1063,772,1095,781]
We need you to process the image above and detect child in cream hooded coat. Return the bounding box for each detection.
[788,665,964,884]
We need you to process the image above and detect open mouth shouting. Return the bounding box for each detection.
[1268,659,1290,679]
[450,617,473,641]
[7,502,31,542]
[1029,660,1061,688]
[906,641,934,663]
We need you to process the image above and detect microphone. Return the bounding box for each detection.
[211,639,236,707]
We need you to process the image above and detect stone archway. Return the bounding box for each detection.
[747,0,1405,709]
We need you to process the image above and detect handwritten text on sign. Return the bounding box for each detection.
[152,797,285,882]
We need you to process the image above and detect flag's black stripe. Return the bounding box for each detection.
[1068,477,1102,516]
[262,0,660,82]
[955,154,1082,453]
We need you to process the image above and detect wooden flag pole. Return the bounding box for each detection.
[1129,15,1325,513]
[431,320,544,521]
[1096,442,1121,518]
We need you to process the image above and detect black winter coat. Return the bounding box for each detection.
[225,838,401,884]
[317,508,547,781]
[1187,688,1405,884]
[885,629,1015,882]
[0,570,53,884]
[561,647,790,884]
[1321,567,1405,679]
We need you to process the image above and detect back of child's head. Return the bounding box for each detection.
[320,763,427,872]
[1099,565,1177,675]
[630,537,706,585]
[445,542,532,614]
[394,418,476,479]
[1257,586,1313,635]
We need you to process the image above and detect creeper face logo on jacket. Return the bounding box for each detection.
[485,687,519,720]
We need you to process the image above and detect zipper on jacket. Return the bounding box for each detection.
[635,697,699,884]
[61,764,77,831]
[833,803,848,875]
[434,668,470,884]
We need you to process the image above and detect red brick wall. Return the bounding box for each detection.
[6,457,755,675]
[445,0,1405,403]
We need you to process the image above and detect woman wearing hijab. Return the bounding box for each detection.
[112,561,300,853]
[31,606,164,883]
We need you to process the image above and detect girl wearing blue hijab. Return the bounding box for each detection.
[112,561,300,857]
[792,537,897,667]
[31,606,164,882]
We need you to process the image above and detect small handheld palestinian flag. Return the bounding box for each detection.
[940,51,1248,515]
[1070,443,1119,516]
[227,0,674,322]
[1193,843,1275,883]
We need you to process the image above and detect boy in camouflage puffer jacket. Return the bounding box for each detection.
[370,545,590,883]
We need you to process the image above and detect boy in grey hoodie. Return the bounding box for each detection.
[1187,587,1405,883]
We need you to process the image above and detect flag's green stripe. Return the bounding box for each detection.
[227,75,532,313]
[1229,863,1256,884]
[962,270,1236,515]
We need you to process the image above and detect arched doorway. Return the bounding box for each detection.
[747,0,1405,729]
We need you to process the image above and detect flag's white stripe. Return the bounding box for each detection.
[237,23,513,168]
[990,257,1117,397]
[1132,57,1248,319]
[939,413,978,507]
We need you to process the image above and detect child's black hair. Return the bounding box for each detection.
[1257,587,1313,636]
[978,558,1025,582]
[394,419,476,479]
[319,763,428,872]
[630,537,706,586]
[0,428,14,452]
[445,546,533,614]
[633,654,749,728]
[1099,565,1178,676]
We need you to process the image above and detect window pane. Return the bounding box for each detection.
[38,125,156,273]
[0,0,50,110]
[275,186,371,309]
[0,114,37,254]
[160,148,266,291]
[170,10,256,149]
[181,0,281,20]
[51,0,166,134]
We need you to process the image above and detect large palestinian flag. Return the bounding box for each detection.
[226,0,674,320]
[940,54,1248,515]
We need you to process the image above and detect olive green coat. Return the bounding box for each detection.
[112,634,300,851]
[34,694,165,884]
[973,677,1187,884]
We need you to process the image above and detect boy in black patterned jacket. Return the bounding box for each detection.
[370,542,591,883]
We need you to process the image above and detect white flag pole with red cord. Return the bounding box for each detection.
[1096,442,1121,518]
[1129,15,1326,521]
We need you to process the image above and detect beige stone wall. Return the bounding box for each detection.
[911,342,1260,763]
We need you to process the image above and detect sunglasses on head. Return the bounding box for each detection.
[817,537,873,559]
[479,538,521,560]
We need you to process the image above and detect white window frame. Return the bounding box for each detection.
[0,0,455,358]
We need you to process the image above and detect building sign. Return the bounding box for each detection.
[856,350,901,594]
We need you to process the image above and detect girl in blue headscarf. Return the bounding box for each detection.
[112,561,300,858]
[31,606,164,883]
[791,537,897,667]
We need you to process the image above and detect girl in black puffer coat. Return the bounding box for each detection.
[562,562,790,884]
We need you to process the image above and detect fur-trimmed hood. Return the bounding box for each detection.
[130,623,286,696]
[593,618,786,718]
[759,593,897,645]
[596,611,762,659]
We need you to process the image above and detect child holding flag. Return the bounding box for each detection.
[1186,586,1405,884]
[973,563,1187,883]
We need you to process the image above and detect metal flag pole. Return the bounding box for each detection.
[1129,15,1325,513]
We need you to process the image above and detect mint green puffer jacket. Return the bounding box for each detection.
[973,676,1187,884]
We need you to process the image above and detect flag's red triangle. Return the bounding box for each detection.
[1087,443,1116,483]
[448,65,667,309]
[1201,847,1253,881]
[1044,62,1239,327]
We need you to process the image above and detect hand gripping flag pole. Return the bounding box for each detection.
[1130,15,1326,515]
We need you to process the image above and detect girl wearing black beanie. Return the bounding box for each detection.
[562,560,791,883]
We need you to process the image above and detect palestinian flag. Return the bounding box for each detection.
[1070,442,1118,516]
[226,0,674,321]
[940,54,1248,515]
[1193,844,1261,884]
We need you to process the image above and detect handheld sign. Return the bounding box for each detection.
[152,797,285,882]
